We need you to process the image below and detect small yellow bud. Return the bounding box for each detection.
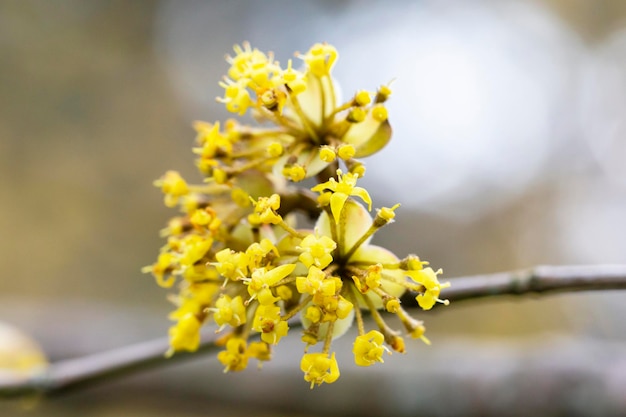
[213,168,228,184]
[304,305,322,323]
[410,323,431,345]
[374,203,400,227]
[189,208,210,226]
[349,162,366,178]
[267,142,284,157]
[231,188,251,208]
[385,298,400,313]
[217,337,249,372]
[317,191,332,207]
[282,60,299,82]
[375,84,392,103]
[260,89,282,112]
[169,313,202,353]
[347,107,367,123]
[364,264,383,289]
[336,296,354,319]
[160,217,189,236]
[283,164,306,182]
[154,171,190,208]
[247,213,262,227]
[282,59,307,95]
[337,144,355,160]
[378,203,400,222]
[354,90,372,106]
[319,146,337,163]
[389,335,405,353]
[224,118,238,132]
[371,104,388,122]
[248,341,272,362]
[276,285,293,301]
[402,255,424,271]
[287,79,307,95]
[301,332,318,346]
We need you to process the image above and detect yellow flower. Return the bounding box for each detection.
[299,43,338,77]
[249,194,282,225]
[248,341,271,363]
[213,248,248,281]
[212,295,247,329]
[141,252,176,288]
[217,337,249,372]
[297,233,336,269]
[178,235,213,267]
[416,290,442,310]
[154,170,189,208]
[311,169,372,224]
[375,203,401,224]
[217,78,253,115]
[168,313,201,354]
[246,264,297,305]
[296,266,338,299]
[319,294,353,321]
[245,239,279,270]
[353,330,388,367]
[199,42,393,184]
[406,267,451,310]
[300,352,340,388]
[192,121,232,159]
[280,59,307,94]
[352,263,383,293]
[252,305,289,345]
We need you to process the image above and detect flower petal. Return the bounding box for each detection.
[297,74,340,126]
[330,192,349,224]
[343,118,392,158]
[316,199,373,250]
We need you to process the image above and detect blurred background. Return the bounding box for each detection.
[1,0,626,416]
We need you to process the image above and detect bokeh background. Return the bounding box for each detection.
[1,0,626,416]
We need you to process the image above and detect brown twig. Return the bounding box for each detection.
[278,188,322,220]
[2,264,626,398]
[402,264,626,307]
[0,332,221,398]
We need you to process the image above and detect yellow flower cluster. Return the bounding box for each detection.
[143,42,449,388]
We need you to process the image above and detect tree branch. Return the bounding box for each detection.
[0,332,221,398]
[2,264,626,398]
[278,188,322,220]
[416,264,626,306]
